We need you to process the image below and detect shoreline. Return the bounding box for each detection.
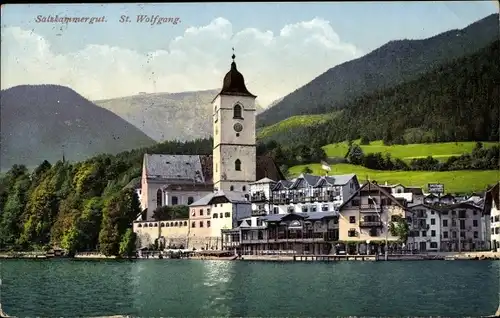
[1,251,499,262]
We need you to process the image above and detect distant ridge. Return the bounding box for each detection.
[0,84,156,170]
[94,90,264,142]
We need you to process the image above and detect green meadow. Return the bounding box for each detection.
[289,163,499,194]
[322,140,499,162]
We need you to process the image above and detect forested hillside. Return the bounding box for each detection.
[266,40,500,146]
[257,13,499,128]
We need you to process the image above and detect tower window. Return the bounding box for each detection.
[242,186,246,192]
[233,104,242,119]
[235,159,241,171]
[230,185,234,191]
[156,189,163,207]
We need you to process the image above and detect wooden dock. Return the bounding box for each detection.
[293,254,377,262]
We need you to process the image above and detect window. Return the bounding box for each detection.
[349,216,356,224]
[460,231,465,238]
[207,208,211,215]
[348,229,357,237]
[188,197,194,205]
[191,222,196,228]
[183,221,187,226]
[233,104,242,119]
[273,207,279,214]
[166,223,170,227]
[207,221,211,227]
[459,220,465,230]
[156,189,163,207]
[473,231,478,239]
[443,231,448,238]
[473,210,477,215]
[431,219,435,225]
[230,186,234,191]
[302,206,308,212]
[235,159,241,171]
[172,196,178,205]
[160,223,165,227]
[452,231,457,239]
[431,230,436,237]
[219,213,223,218]
[199,221,204,228]
[213,214,218,218]
[443,219,448,227]
[473,220,478,227]
[368,197,377,205]
[138,224,142,227]
[430,242,438,249]
[242,186,246,192]
[352,199,360,206]
[452,220,456,227]
[422,231,427,237]
[225,212,230,218]
[431,211,435,215]
[200,209,204,216]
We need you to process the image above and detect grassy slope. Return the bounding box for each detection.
[257,113,338,139]
[289,163,499,194]
[323,140,499,162]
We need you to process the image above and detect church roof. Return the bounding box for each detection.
[212,53,256,102]
[143,154,284,184]
[190,190,249,206]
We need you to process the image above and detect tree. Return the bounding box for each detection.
[360,136,370,145]
[389,215,410,243]
[347,144,364,165]
[302,166,313,174]
[119,229,137,258]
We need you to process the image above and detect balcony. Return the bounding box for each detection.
[359,204,381,212]
[359,220,383,228]
[271,198,288,205]
[250,194,267,202]
[251,209,267,217]
[311,195,337,202]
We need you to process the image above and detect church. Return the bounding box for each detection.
[136,52,284,223]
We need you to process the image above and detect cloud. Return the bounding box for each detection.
[1,17,362,107]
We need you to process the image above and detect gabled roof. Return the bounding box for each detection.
[143,154,284,184]
[272,180,294,191]
[338,181,406,211]
[250,177,276,185]
[446,202,482,210]
[408,203,441,212]
[190,190,249,207]
[406,187,424,195]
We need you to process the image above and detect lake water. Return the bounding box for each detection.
[1,259,499,317]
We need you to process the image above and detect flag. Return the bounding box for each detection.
[321,161,331,172]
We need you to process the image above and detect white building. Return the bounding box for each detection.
[484,182,500,251]
[188,190,251,250]
[249,177,277,217]
[407,204,441,251]
[269,173,360,215]
[385,183,425,207]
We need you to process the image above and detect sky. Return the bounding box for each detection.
[1,2,498,107]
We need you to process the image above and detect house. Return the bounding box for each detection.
[386,183,425,207]
[269,173,360,215]
[221,211,339,255]
[439,202,486,252]
[249,177,277,217]
[337,181,407,255]
[484,182,500,251]
[406,204,441,251]
[188,190,251,250]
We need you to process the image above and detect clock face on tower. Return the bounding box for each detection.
[233,123,243,132]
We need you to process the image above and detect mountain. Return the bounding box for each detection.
[94,90,265,142]
[298,40,500,146]
[0,85,156,170]
[257,13,499,128]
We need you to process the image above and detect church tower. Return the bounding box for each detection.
[212,50,257,193]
